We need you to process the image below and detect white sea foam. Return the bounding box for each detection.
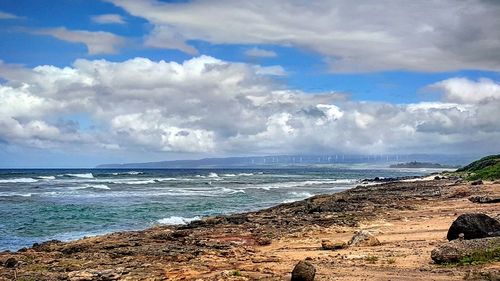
[64,173,94,179]
[120,180,156,185]
[0,192,33,197]
[70,184,110,190]
[220,187,246,194]
[157,216,201,225]
[238,173,254,176]
[38,176,56,180]
[112,171,144,175]
[247,179,356,190]
[208,172,219,178]
[222,174,236,177]
[0,178,38,183]
[289,191,314,197]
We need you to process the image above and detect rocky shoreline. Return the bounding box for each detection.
[1,176,499,280]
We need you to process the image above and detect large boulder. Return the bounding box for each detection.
[431,236,500,264]
[348,230,381,247]
[291,260,316,281]
[447,214,500,241]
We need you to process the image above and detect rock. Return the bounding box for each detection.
[321,240,347,250]
[469,196,500,204]
[471,180,483,186]
[431,236,500,264]
[348,230,381,247]
[67,268,123,281]
[434,176,441,180]
[68,271,96,281]
[291,260,316,281]
[256,236,272,246]
[3,257,17,268]
[447,213,500,241]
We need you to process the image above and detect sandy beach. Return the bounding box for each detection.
[1,177,499,280]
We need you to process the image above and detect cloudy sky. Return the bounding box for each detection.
[1,0,500,167]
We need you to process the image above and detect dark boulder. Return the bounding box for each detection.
[447,213,500,241]
[471,180,483,186]
[3,257,17,268]
[469,196,500,204]
[291,260,316,281]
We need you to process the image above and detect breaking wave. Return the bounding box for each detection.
[157,216,201,225]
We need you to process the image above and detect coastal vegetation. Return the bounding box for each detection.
[456,154,500,180]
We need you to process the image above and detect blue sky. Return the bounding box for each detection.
[1,0,500,167]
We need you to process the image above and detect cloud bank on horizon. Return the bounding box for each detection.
[0,0,499,166]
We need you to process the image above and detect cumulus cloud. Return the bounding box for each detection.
[33,27,125,55]
[105,0,500,72]
[430,78,500,104]
[91,14,126,25]
[245,47,277,58]
[0,56,499,155]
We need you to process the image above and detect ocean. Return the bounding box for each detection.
[0,168,431,251]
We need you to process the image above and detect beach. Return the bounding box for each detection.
[1,176,499,280]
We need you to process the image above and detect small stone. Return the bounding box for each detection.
[291,260,316,281]
[471,180,483,186]
[321,240,347,250]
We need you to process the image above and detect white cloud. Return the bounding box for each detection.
[245,47,277,58]
[34,27,125,55]
[144,25,198,55]
[106,0,500,72]
[0,11,22,20]
[0,56,499,155]
[430,78,500,104]
[91,14,126,25]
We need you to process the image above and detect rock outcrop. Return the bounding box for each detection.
[447,213,500,241]
[431,237,500,264]
[469,196,500,204]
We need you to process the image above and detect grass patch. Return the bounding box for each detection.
[365,255,378,264]
[386,258,396,264]
[232,270,241,277]
[445,247,500,266]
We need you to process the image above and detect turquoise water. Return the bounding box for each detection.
[0,168,430,251]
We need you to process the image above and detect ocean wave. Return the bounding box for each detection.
[37,176,56,180]
[247,179,357,190]
[63,173,94,179]
[222,173,236,177]
[157,216,201,225]
[111,171,144,176]
[0,192,33,197]
[120,180,156,185]
[70,184,110,190]
[220,187,246,194]
[238,173,254,176]
[289,191,314,198]
[0,178,38,183]
[208,172,219,178]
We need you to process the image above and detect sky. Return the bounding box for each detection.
[1,0,500,167]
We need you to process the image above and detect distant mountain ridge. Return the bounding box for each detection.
[96,154,475,169]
